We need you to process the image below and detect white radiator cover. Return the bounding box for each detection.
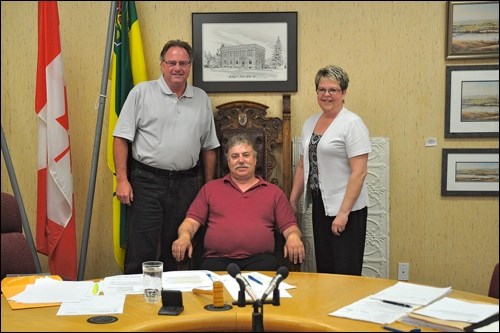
[292,137,390,278]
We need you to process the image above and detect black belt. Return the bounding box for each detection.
[132,159,199,178]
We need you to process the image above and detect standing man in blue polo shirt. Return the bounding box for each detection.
[113,39,220,274]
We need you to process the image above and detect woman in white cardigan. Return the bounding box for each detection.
[290,65,371,275]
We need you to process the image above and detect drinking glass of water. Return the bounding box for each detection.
[142,261,163,303]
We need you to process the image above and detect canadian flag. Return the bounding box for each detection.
[35,1,77,281]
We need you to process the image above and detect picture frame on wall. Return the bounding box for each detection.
[445,65,499,138]
[192,12,298,93]
[446,1,499,59]
[441,148,499,196]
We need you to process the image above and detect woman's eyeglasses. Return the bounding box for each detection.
[317,88,342,95]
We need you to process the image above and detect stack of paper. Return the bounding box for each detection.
[329,296,414,324]
[399,297,499,332]
[8,277,95,303]
[1,275,126,316]
[370,281,452,307]
[1,275,64,309]
[329,282,453,325]
[100,270,215,294]
[399,313,470,332]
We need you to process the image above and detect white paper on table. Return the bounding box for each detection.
[162,270,214,291]
[8,277,94,303]
[413,297,499,323]
[57,294,126,315]
[329,296,413,324]
[100,270,217,295]
[370,281,452,306]
[100,274,143,295]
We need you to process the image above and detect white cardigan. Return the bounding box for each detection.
[300,107,372,216]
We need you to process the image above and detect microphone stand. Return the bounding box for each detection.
[232,281,264,331]
[234,280,249,307]
[252,300,264,332]
[272,286,281,306]
[233,278,285,332]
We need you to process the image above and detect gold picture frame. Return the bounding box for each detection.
[446,1,499,59]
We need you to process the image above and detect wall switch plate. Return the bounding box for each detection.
[398,262,409,281]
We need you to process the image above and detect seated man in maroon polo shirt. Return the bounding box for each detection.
[172,133,305,271]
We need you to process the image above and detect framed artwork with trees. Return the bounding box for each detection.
[192,12,298,92]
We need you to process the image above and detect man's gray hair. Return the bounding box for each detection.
[225,133,258,160]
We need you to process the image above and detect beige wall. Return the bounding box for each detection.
[1,1,498,295]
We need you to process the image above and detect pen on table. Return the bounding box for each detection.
[92,282,99,295]
[206,273,213,281]
[248,275,263,285]
[382,326,420,332]
[382,326,405,332]
[382,300,412,308]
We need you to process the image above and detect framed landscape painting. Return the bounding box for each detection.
[446,1,499,59]
[445,65,499,138]
[441,148,499,196]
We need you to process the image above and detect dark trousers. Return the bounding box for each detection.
[311,191,367,276]
[124,167,200,274]
[200,254,279,272]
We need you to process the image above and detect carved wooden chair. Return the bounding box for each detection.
[214,96,291,195]
[181,95,300,271]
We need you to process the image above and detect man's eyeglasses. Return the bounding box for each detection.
[162,60,191,68]
[317,88,342,95]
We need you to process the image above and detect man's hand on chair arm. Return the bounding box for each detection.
[283,226,305,265]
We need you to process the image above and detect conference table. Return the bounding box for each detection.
[2,272,498,332]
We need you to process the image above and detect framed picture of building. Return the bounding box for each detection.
[446,1,499,59]
[192,12,298,93]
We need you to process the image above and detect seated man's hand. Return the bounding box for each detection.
[172,218,201,262]
[283,227,305,265]
[172,235,192,262]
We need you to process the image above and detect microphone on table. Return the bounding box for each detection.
[227,263,258,302]
[260,266,289,302]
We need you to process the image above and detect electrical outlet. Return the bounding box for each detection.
[398,263,409,281]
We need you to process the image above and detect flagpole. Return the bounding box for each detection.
[1,126,43,273]
[77,1,117,281]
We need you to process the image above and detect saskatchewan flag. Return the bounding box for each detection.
[107,1,147,271]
